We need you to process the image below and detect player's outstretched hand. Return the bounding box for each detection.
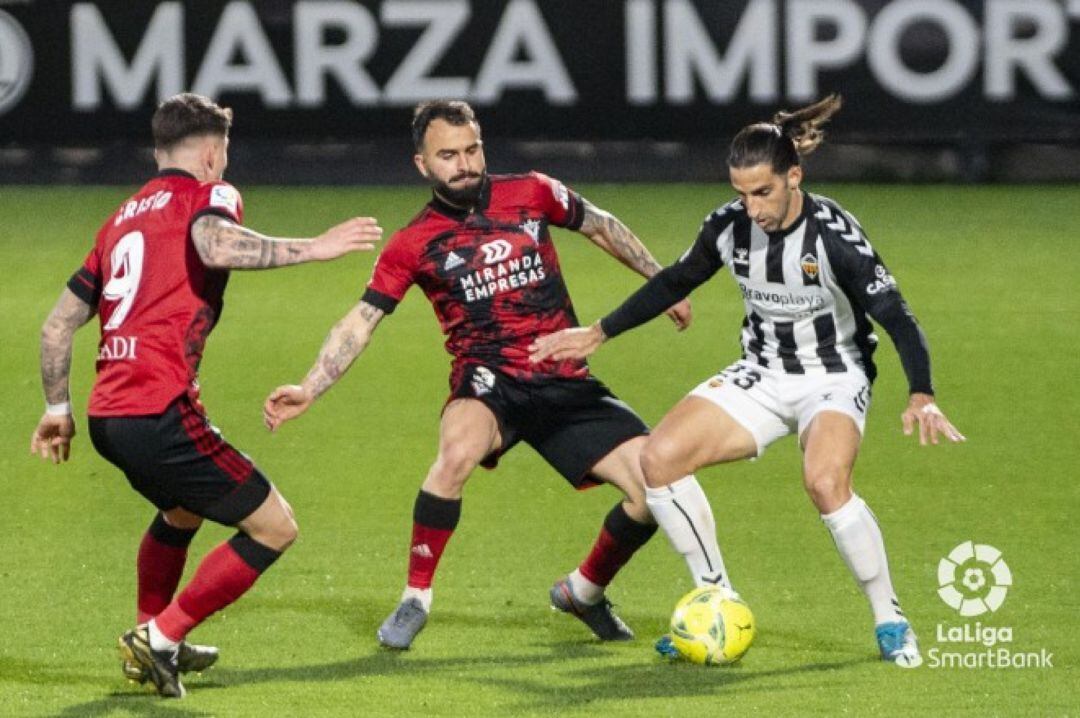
[264,385,314,432]
[901,392,966,446]
[30,413,75,464]
[666,298,692,331]
[310,217,383,261]
[530,322,605,363]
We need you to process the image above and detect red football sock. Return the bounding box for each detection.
[153,534,280,642]
[136,514,197,624]
[407,524,455,589]
[578,503,658,587]
[406,490,461,589]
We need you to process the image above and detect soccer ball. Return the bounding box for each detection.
[669,586,756,665]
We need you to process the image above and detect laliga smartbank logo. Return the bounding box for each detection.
[928,541,1052,669]
[937,540,1011,616]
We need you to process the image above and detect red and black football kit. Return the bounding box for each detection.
[68,169,270,523]
[362,173,647,485]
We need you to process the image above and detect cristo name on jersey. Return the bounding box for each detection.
[67,170,244,417]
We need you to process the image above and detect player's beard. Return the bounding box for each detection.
[432,170,487,209]
[756,200,788,232]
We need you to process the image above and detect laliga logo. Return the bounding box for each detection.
[0,10,33,115]
[937,541,1012,617]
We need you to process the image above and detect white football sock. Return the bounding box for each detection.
[147,619,180,653]
[568,568,604,605]
[821,494,905,625]
[645,475,732,590]
[402,586,433,613]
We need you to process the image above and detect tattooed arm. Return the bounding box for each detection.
[576,199,692,330]
[30,288,96,463]
[191,214,382,270]
[263,301,385,431]
[577,199,665,279]
[300,301,385,400]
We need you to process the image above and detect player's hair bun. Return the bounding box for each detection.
[772,94,843,157]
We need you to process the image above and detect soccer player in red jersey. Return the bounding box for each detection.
[264,100,692,649]
[29,93,382,698]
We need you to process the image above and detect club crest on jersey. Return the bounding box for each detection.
[471,366,496,396]
[443,251,466,271]
[800,253,819,280]
[480,239,513,264]
[521,219,541,245]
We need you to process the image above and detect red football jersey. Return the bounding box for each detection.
[68,170,244,416]
[363,172,588,382]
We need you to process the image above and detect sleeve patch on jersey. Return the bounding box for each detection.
[865,264,898,295]
[210,185,240,215]
[547,179,570,211]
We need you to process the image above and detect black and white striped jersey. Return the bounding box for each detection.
[602,191,933,394]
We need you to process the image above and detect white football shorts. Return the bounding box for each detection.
[688,360,871,456]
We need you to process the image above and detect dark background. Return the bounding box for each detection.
[1,0,1078,182]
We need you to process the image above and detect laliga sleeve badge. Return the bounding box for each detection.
[210,185,239,215]
[544,176,570,211]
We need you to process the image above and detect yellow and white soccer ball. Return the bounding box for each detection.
[669,586,756,665]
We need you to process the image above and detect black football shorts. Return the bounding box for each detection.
[448,364,648,487]
[88,395,271,525]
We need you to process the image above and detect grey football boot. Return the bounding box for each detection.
[377,597,429,649]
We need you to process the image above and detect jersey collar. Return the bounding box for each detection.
[769,190,811,239]
[157,168,197,180]
[428,175,492,221]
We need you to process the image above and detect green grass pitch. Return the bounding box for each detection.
[1,183,1076,716]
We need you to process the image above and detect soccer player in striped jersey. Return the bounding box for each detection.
[530,95,964,668]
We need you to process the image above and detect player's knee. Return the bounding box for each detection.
[248,511,298,552]
[428,447,478,492]
[640,436,685,488]
[162,506,203,531]
[279,495,296,522]
[269,514,299,551]
[803,467,851,512]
